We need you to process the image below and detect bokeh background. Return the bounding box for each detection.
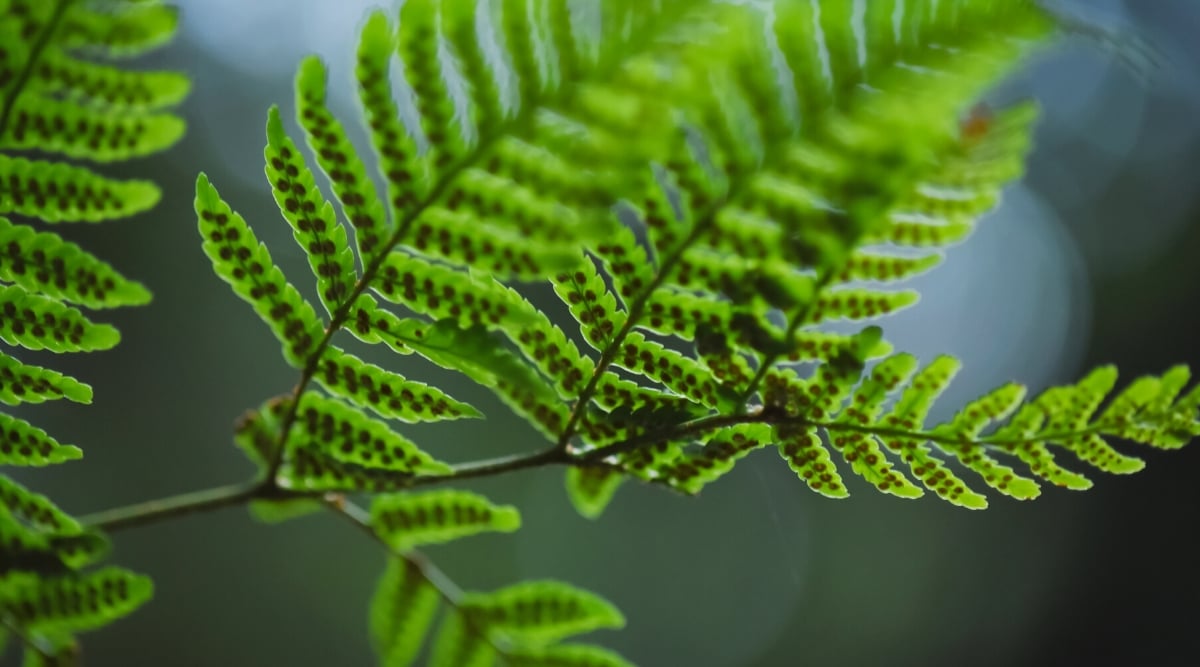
[7,0,1200,665]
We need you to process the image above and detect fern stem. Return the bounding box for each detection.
[80,480,266,533]
[0,0,72,139]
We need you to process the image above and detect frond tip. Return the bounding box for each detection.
[758,358,1200,508]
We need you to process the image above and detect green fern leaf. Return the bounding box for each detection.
[371,489,521,552]
[58,2,179,57]
[0,217,150,308]
[0,412,80,466]
[932,383,1041,500]
[460,580,624,646]
[370,556,440,667]
[315,346,480,423]
[614,332,737,411]
[552,259,626,352]
[442,0,504,134]
[1,97,184,162]
[662,424,771,495]
[505,644,635,667]
[875,355,988,508]
[0,517,108,572]
[429,610,495,667]
[775,425,850,499]
[31,49,189,112]
[0,351,91,405]
[564,467,623,520]
[806,288,919,325]
[294,56,389,269]
[394,320,570,439]
[0,567,152,633]
[398,0,467,172]
[194,174,324,367]
[354,10,426,242]
[0,155,160,222]
[0,476,80,534]
[286,392,451,475]
[0,285,119,352]
[263,105,358,313]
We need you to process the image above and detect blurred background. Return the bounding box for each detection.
[7,0,1200,665]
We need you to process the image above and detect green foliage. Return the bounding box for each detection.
[2,0,1195,665]
[0,0,185,660]
[371,490,521,551]
[178,2,1196,661]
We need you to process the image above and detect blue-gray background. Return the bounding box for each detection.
[7,1,1200,665]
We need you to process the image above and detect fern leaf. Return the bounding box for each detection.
[460,580,624,646]
[399,0,467,171]
[0,476,79,535]
[442,0,505,134]
[506,644,635,667]
[614,332,737,411]
[315,346,480,422]
[564,466,623,520]
[287,392,451,475]
[932,383,1041,500]
[32,49,189,112]
[370,556,440,667]
[0,351,91,405]
[429,610,495,667]
[0,285,119,352]
[0,567,152,633]
[0,517,108,572]
[371,490,521,552]
[0,155,159,222]
[58,2,179,57]
[806,288,919,324]
[263,106,358,313]
[236,397,448,493]
[194,174,324,367]
[355,10,427,240]
[410,207,579,281]
[1,97,184,162]
[776,426,850,499]
[662,424,771,495]
[246,498,323,525]
[0,412,80,466]
[395,320,571,439]
[552,259,626,352]
[0,217,150,308]
[293,57,389,272]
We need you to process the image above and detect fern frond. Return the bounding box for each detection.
[0,96,183,162]
[757,357,1200,508]
[0,285,119,352]
[195,174,324,367]
[0,156,159,222]
[0,517,108,572]
[0,476,79,534]
[371,489,521,552]
[0,351,90,405]
[57,2,178,57]
[0,217,150,308]
[315,346,481,423]
[460,580,625,646]
[264,106,358,314]
[0,567,152,633]
[31,50,189,112]
[0,412,80,466]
